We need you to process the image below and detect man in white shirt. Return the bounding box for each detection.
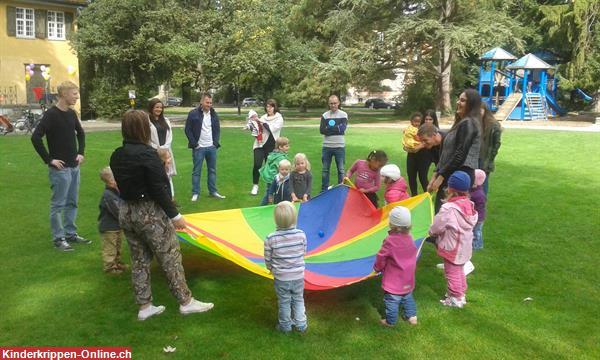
[184,93,225,201]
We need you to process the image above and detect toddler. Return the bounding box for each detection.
[264,201,308,333]
[429,171,478,308]
[259,137,290,205]
[374,206,418,326]
[98,167,126,274]
[245,109,263,141]
[380,164,410,204]
[290,153,312,202]
[268,159,292,204]
[470,169,487,250]
[346,150,388,208]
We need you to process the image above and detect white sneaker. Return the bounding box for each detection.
[250,184,259,195]
[463,260,475,276]
[210,192,226,199]
[191,194,198,202]
[138,304,165,321]
[436,263,444,269]
[180,298,214,315]
[440,296,464,308]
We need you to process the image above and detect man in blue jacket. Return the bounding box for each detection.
[184,93,225,201]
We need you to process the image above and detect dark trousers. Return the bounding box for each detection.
[252,135,275,184]
[434,167,475,214]
[406,150,432,196]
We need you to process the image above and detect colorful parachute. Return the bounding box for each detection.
[178,186,433,290]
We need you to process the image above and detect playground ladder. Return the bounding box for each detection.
[525,93,548,121]
[494,93,521,121]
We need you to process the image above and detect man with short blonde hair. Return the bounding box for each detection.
[32,81,89,251]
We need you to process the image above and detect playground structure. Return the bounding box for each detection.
[478,47,593,121]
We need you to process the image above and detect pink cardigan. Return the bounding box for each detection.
[373,231,417,295]
[429,196,478,265]
[384,178,410,204]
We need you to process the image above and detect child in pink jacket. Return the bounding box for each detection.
[374,206,418,326]
[380,164,410,204]
[429,171,478,308]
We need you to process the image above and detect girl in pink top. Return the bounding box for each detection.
[429,171,478,308]
[374,206,418,326]
[346,150,388,208]
[380,164,410,204]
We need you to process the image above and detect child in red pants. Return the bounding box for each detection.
[428,171,478,308]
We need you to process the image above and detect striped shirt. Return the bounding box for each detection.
[264,228,307,281]
[320,109,348,148]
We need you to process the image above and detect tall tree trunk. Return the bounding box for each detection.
[436,0,454,114]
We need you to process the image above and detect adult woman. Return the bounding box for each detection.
[479,103,502,194]
[428,89,481,212]
[110,110,213,321]
[249,99,284,195]
[147,99,176,194]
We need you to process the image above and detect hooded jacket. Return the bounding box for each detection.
[373,231,417,295]
[259,150,288,184]
[384,178,410,204]
[429,196,478,265]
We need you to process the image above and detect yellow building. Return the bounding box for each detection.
[0,0,86,112]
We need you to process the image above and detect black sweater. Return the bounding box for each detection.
[110,141,178,219]
[31,106,85,167]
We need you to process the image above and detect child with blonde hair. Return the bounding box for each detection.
[268,159,292,204]
[259,137,290,205]
[429,171,478,308]
[380,164,409,204]
[98,167,126,274]
[157,148,176,198]
[264,201,308,333]
[290,153,312,202]
[346,150,388,207]
[374,206,418,326]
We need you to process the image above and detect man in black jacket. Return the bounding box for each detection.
[184,93,225,201]
[31,81,90,251]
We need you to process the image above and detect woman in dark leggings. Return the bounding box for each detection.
[249,99,284,195]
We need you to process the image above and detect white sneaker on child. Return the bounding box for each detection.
[463,260,475,276]
[250,184,259,195]
[436,263,444,269]
[440,296,464,308]
[137,304,165,321]
[179,298,214,315]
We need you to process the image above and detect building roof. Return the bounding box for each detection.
[506,53,553,70]
[479,47,517,61]
[15,0,88,8]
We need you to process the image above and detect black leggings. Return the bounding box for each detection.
[406,150,432,196]
[434,167,475,213]
[252,135,275,184]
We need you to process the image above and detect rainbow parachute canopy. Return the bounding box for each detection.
[178,186,433,290]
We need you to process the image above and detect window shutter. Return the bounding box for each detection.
[65,12,74,38]
[6,6,16,37]
[35,9,46,39]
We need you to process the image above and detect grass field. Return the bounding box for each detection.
[0,125,599,359]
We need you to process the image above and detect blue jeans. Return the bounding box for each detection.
[473,221,484,249]
[48,166,80,240]
[274,278,307,332]
[384,291,416,325]
[321,146,345,191]
[192,146,217,195]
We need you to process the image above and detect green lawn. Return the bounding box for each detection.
[1,127,599,359]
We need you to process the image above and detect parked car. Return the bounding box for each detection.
[365,98,396,109]
[242,97,261,107]
[166,97,183,107]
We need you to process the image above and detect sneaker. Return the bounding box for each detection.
[54,238,74,252]
[191,194,198,202]
[436,263,444,269]
[105,268,123,275]
[179,298,214,315]
[210,192,226,199]
[116,263,129,271]
[440,296,464,308]
[250,184,259,195]
[407,316,418,325]
[379,319,394,327]
[276,324,292,333]
[138,304,165,321]
[66,234,92,245]
[463,260,475,276]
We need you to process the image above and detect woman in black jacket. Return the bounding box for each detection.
[110,110,214,321]
[427,90,481,213]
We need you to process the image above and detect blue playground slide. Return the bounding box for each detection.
[575,88,593,102]
[545,93,567,116]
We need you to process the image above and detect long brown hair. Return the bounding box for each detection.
[147,98,169,131]
[122,110,151,144]
[264,99,279,115]
[451,89,482,131]
[480,102,497,135]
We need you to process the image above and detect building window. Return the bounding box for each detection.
[16,7,35,38]
[47,11,65,40]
